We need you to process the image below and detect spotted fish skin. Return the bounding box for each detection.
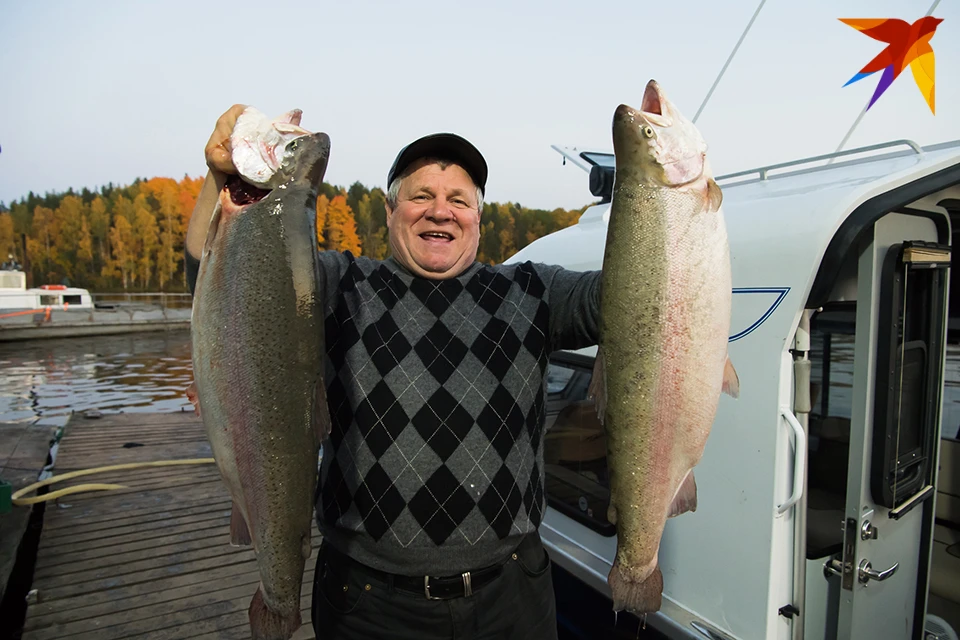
[191,130,331,640]
[592,79,739,616]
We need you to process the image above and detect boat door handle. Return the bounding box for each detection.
[776,407,806,515]
[858,559,899,585]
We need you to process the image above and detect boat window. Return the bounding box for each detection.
[870,241,949,513]
[806,302,855,559]
[39,295,59,306]
[63,295,82,305]
[544,353,615,536]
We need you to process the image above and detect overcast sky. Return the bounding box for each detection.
[1,0,957,211]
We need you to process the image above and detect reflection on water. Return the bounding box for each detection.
[0,330,194,422]
[810,331,960,441]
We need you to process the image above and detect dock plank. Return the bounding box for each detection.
[22,412,319,640]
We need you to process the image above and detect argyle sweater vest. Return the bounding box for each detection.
[314,252,601,575]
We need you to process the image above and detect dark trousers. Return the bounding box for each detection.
[311,532,558,640]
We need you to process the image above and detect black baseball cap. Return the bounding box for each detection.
[387,133,488,196]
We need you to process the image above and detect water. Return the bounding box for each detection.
[0,330,195,422]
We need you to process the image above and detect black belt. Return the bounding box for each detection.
[321,543,508,600]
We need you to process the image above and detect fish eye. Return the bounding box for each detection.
[642,126,654,138]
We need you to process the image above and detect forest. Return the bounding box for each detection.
[0,176,589,292]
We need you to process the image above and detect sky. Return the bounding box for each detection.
[1,0,958,212]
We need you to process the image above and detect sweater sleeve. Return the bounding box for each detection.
[538,263,602,351]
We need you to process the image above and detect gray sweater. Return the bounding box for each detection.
[315,252,601,575]
[187,246,602,575]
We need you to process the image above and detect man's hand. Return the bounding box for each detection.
[204,103,249,176]
[186,104,253,262]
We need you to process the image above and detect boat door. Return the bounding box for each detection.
[827,211,951,639]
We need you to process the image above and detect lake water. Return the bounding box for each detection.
[0,330,195,422]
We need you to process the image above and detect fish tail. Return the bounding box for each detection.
[609,559,663,615]
[248,586,301,640]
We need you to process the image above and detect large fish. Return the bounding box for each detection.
[590,80,739,615]
[189,108,330,640]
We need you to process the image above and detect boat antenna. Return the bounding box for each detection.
[692,0,769,124]
[830,0,942,159]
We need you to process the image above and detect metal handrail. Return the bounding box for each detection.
[777,407,807,515]
[716,139,924,183]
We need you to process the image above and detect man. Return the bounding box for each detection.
[185,105,602,639]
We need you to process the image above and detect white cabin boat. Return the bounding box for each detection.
[0,269,93,312]
[508,139,960,640]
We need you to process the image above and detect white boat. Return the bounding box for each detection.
[0,269,94,312]
[510,138,960,640]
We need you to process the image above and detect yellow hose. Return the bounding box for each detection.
[12,458,217,506]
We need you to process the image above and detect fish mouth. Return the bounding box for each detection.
[640,80,672,127]
[225,175,271,207]
[419,231,454,242]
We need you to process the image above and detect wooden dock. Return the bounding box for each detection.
[0,418,59,604]
[19,412,320,640]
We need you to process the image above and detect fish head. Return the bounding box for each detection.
[230,107,316,188]
[276,131,332,191]
[613,80,708,187]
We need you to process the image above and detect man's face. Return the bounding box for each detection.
[386,159,481,279]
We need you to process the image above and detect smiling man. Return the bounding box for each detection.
[185,108,602,640]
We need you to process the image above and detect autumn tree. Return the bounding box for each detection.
[355,192,389,259]
[104,215,135,290]
[27,206,57,284]
[143,178,182,290]
[315,194,329,247]
[133,194,160,289]
[0,213,16,263]
[88,196,110,284]
[324,195,362,254]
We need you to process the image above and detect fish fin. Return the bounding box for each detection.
[202,201,224,259]
[607,504,618,525]
[705,178,723,213]
[302,534,313,561]
[667,470,698,517]
[248,585,301,640]
[230,501,252,547]
[722,355,740,399]
[312,378,331,442]
[609,559,663,615]
[185,381,201,417]
[588,347,607,426]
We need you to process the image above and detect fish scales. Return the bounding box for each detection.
[593,80,738,616]
[191,125,330,640]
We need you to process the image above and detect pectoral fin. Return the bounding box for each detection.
[705,178,723,213]
[588,347,608,426]
[185,381,201,417]
[230,500,252,547]
[722,355,740,399]
[668,470,698,517]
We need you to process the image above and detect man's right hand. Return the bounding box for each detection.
[186,104,253,263]
[203,103,249,176]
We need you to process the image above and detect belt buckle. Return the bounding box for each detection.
[424,575,442,600]
[423,572,473,600]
